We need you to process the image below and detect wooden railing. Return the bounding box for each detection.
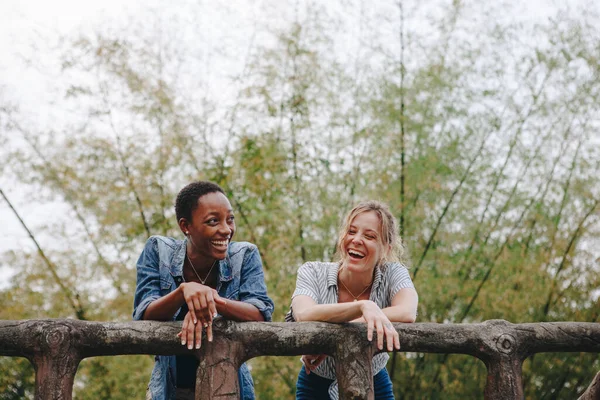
[1,319,599,399]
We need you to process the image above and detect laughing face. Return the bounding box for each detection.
[341,210,385,273]
[185,192,235,263]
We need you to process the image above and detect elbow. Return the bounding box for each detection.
[395,312,417,324]
[292,309,309,322]
[401,310,417,323]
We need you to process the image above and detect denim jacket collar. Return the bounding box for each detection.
[171,238,233,283]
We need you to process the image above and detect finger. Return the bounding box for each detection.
[385,324,395,352]
[186,300,197,324]
[186,319,195,350]
[199,296,211,326]
[208,294,219,320]
[193,297,202,318]
[302,356,314,371]
[367,318,374,342]
[195,318,202,349]
[206,320,213,342]
[209,302,218,321]
[197,313,208,330]
[313,354,326,368]
[199,293,208,312]
[214,291,227,305]
[394,329,401,350]
[376,320,384,350]
[181,316,189,346]
[205,292,215,322]
[200,313,210,329]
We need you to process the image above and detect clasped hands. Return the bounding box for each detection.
[177,282,227,350]
[303,300,400,374]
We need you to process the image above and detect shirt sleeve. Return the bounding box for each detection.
[238,246,275,322]
[291,262,321,303]
[387,263,415,300]
[132,237,162,321]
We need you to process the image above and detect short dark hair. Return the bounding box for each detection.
[175,181,225,222]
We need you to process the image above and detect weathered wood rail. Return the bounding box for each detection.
[0,319,599,399]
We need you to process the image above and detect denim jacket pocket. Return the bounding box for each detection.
[159,263,173,292]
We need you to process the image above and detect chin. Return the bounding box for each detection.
[213,250,228,259]
[344,260,363,270]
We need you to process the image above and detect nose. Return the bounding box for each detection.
[219,222,232,237]
[351,235,363,245]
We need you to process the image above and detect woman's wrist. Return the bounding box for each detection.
[358,299,370,311]
[215,301,225,315]
[178,283,186,302]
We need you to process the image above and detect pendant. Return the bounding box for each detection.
[353,299,358,302]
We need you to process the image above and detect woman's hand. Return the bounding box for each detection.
[301,354,327,374]
[177,311,204,349]
[180,282,227,333]
[360,300,400,352]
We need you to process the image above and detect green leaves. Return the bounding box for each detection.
[1,1,599,398]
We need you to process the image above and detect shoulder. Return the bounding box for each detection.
[381,262,415,288]
[227,241,258,257]
[146,235,180,247]
[382,262,410,274]
[297,261,335,277]
[140,236,183,261]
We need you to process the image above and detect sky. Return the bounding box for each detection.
[0,0,154,285]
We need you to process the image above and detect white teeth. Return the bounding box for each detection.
[212,240,228,247]
[348,249,365,257]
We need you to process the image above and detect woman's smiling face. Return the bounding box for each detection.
[186,191,235,261]
[341,211,384,273]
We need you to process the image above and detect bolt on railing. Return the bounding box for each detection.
[1,319,599,399]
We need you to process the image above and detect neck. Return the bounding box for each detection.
[186,240,215,271]
[339,264,374,292]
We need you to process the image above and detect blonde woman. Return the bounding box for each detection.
[287,201,418,399]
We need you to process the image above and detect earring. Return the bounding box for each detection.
[186,232,189,235]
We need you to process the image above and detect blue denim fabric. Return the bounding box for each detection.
[295,366,394,400]
[133,236,274,400]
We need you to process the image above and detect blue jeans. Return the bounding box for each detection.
[296,366,394,399]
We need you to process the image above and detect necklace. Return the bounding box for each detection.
[186,253,217,285]
[338,271,372,302]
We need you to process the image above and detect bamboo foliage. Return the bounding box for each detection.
[0,1,599,398]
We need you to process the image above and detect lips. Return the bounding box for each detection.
[211,239,229,249]
[347,249,365,259]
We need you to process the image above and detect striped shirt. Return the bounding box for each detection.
[286,261,415,399]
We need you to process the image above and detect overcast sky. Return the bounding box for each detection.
[0,0,156,285]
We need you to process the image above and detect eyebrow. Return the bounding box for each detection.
[349,225,378,235]
[204,209,234,216]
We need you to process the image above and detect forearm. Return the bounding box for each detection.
[142,286,184,321]
[217,300,265,322]
[384,288,418,323]
[293,300,366,323]
[381,306,417,323]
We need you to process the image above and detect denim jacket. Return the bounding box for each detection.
[133,236,274,400]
